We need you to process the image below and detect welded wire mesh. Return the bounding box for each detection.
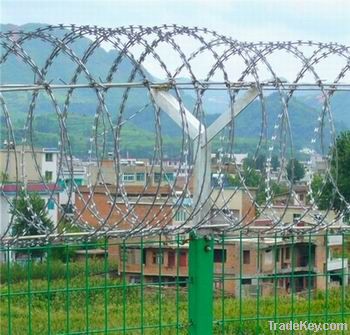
[1,232,349,334]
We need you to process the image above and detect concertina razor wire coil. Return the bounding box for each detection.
[1,24,350,246]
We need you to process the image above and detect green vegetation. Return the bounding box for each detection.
[0,107,266,158]
[10,192,53,238]
[229,158,262,189]
[271,155,280,171]
[311,173,333,210]
[0,258,115,285]
[228,154,287,204]
[287,158,305,183]
[0,172,9,184]
[0,260,349,334]
[312,131,350,216]
[327,131,350,214]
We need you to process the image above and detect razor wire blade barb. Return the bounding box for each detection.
[0,25,350,245]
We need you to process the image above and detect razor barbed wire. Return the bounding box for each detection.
[0,24,350,246]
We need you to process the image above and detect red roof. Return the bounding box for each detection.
[1,183,61,193]
[78,184,171,196]
[252,219,273,227]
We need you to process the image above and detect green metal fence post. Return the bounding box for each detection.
[188,232,214,335]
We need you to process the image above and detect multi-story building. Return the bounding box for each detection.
[259,234,348,295]
[113,231,348,298]
[86,158,177,187]
[113,235,264,296]
[108,182,348,298]
[102,185,263,295]
[0,146,58,183]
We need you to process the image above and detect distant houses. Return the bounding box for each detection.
[0,146,348,296]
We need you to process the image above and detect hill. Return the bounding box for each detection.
[1,24,348,158]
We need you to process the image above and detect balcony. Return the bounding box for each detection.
[327,258,348,272]
[278,256,316,273]
[328,235,343,246]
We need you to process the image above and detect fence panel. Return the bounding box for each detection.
[1,231,349,334]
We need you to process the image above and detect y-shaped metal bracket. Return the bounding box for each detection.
[150,87,259,226]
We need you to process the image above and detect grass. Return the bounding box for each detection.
[1,258,350,334]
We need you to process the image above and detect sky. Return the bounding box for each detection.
[2,0,350,44]
[1,0,350,80]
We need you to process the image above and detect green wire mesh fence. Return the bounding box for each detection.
[1,231,349,334]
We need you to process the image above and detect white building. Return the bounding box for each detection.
[0,146,61,262]
[0,183,60,262]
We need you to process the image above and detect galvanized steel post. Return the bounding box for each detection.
[188,233,214,335]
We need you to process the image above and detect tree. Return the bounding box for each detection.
[312,131,350,215]
[10,192,53,237]
[10,192,54,259]
[287,158,305,183]
[231,158,262,188]
[310,173,333,210]
[330,132,350,213]
[1,172,9,183]
[255,154,266,172]
[242,154,266,172]
[229,160,265,204]
[271,155,280,171]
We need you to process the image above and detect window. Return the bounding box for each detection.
[214,249,227,263]
[47,199,55,210]
[275,248,280,262]
[75,178,83,186]
[241,278,252,285]
[281,248,284,262]
[154,172,174,183]
[293,213,301,222]
[264,249,272,265]
[164,173,174,182]
[152,251,163,264]
[279,279,284,287]
[168,251,175,267]
[130,276,141,284]
[285,247,290,260]
[142,249,147,265]
[123,173,135,182]
[214,280,223,290]
[45,153,53,162]
[127,248,141,264]
[179,251,187,267]
[243,250,250,264]
[45,171,53,182]
[136,173,145,181]
[154,172,161,183]
[175,210,187,222]
[121,248,128,262]
[61,204,73,214]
